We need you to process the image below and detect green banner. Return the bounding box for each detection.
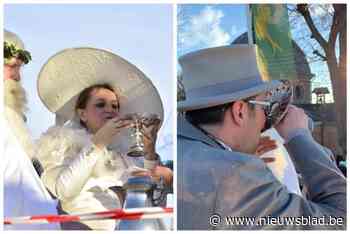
[251,4,297,81]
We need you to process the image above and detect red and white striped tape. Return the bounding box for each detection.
[4,207,173,225]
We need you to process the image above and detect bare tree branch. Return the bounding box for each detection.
[296,4,328,49]
[313,49,327,61]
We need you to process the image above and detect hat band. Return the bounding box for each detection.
[186,76,264,100]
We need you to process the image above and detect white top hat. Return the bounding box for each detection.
[37,47,164,126]
[4,29,25,50]
[178,44,281,111]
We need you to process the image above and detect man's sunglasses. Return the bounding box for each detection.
[248,81,293,132]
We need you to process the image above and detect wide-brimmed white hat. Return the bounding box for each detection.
[4,29,25,50]
[178,44,281,111]
[37,47,164,126]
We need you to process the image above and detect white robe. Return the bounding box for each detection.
[3,116,59,230]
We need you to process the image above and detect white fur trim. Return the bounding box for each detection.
[36,124,133,183]
[36,125,94,171]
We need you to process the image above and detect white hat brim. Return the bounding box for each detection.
[38,47,163,124]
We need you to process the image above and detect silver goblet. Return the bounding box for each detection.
[123,113,161,157]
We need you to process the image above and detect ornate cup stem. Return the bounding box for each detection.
[127,118,145,157]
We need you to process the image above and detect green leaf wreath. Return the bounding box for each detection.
[4,41,32,64]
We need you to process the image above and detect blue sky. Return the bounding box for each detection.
[4,4,173,160]
[178,4,247,57]
[177,4,334,103]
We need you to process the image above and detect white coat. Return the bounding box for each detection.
[36,124,143,230]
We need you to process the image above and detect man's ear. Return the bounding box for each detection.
[230,101,246,126]
[77,109,87,123]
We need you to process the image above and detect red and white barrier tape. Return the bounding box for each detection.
[4,207,173,225]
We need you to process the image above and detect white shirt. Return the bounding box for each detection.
[261,128,302,195]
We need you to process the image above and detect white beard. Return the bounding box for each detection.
[4,78,28,116]
[4,79,34,159]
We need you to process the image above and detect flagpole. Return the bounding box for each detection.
[246,4,253,45]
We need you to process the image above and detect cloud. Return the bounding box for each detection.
[309,4,334,17]
[179,6,231,51]
[230,25,241,39]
